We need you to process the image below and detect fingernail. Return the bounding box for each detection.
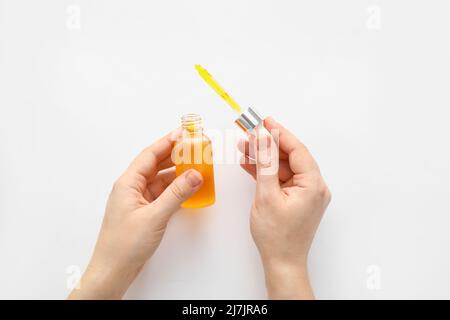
[258,151,272,167]
[265,116,277,125]
[257,141,272,166]
[185,170,203,188]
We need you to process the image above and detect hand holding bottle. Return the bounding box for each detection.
[68,130,203,299]
[238,117,331,299]
[69,116,330,300]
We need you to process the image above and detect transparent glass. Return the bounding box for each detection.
[174,114,215,208]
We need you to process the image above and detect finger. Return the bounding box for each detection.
[123,129,181,189]
[238,138,288,160]
[146,168,176,201]
[157,156,175,171]
[240,154,294,182]
[264,117,318,175]
[151,169,203,217]
[240,155,256,179]
[278,160,294,182]
[237,138,256,159]
[255,129,281,196]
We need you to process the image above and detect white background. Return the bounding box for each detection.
[1,0,450,299]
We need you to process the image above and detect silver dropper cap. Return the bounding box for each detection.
[235,107,263,132]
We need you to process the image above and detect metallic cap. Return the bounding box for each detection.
[235,107,263,132]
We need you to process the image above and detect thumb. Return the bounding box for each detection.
[255,127,280,197]
[152,169,203,216]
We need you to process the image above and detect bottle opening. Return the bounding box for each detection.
[181,113,202,132]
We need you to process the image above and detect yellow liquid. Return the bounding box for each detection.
[195,64,242,114]
[175,132,216,208]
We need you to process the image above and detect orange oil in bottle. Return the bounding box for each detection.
[174,114,215,208]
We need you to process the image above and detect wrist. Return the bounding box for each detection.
[68,259,140,300]
[262,259,314,300]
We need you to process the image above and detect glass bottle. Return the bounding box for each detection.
[173,114,215,208]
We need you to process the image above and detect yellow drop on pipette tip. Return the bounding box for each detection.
[195,64,242,114]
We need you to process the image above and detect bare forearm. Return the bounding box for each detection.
[67,262,139,300]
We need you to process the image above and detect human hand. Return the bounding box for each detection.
[68,130,203,299]
[238,117,331,299]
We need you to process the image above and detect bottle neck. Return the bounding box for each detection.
[181,114,203,134]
